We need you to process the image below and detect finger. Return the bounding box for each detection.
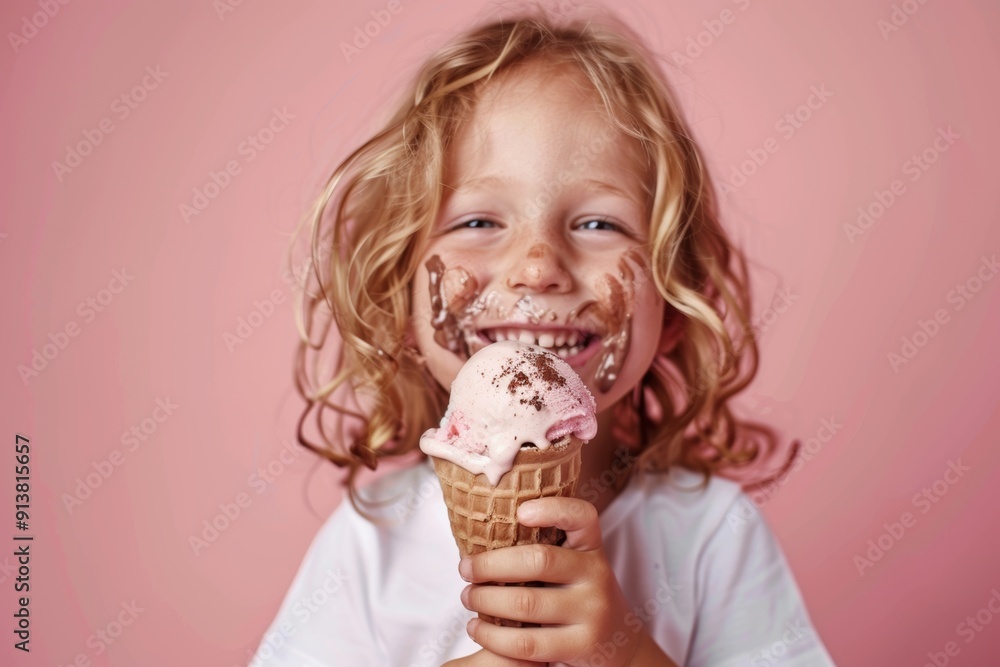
[516,497,602,551]
[464,544,584,584]
[440,647,540,666]
[468,617,582,663]
[463,582,575,625]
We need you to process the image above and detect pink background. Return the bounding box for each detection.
[2,0,999,665]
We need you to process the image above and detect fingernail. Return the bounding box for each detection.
[467,617,479,641]
[459,558,471,581]
[517,503,536,521]
[460,585,471,607]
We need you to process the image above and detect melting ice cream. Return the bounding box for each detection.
[419,340,598,485]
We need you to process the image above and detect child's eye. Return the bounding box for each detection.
[454,218,498,230]
[577,218,623,233]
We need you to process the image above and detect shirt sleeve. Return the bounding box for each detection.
[686,492,837,667]
[249,499,386,667]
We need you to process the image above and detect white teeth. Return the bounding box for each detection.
[485,329,590,355]
[555,344,582,358]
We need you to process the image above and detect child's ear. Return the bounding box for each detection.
[656,306,684,355]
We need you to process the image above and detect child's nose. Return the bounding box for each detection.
[503,242,573,294]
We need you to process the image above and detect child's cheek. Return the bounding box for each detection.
[582,270,631,394]
[577,249,659,396]
[424,254,483,359]
[440,263,479,313]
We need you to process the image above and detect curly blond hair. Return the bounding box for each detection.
[287,3,791,522]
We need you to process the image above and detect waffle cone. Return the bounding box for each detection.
[430,436,583,627]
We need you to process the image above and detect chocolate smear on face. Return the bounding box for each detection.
[513,295,555,324]
[425,255,480,359]
[567,253,640,393]
[594,274,632,393]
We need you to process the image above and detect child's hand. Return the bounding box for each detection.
[441,648,542,666]
[457,497,649,667]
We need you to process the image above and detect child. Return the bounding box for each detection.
[253,6,836,666]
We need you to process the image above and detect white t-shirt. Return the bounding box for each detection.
[251,457,836,666]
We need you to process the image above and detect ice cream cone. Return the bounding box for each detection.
[430,435,583,627]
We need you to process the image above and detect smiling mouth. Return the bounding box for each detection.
[477,326,600,360]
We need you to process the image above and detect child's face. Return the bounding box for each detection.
[410,63,666,415]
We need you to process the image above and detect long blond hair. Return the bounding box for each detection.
[288,4,790,521]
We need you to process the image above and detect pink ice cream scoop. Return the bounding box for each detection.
[419,340,598,485]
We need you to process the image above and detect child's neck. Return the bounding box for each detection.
[579,407,638,516]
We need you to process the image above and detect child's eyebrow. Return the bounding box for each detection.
[458,174,634,199]
[455,173,518,191]
[577,179,633,199]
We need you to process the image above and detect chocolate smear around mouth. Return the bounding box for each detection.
[425,255,480,359]
[425,249,642,392]
[567,253,638,393]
